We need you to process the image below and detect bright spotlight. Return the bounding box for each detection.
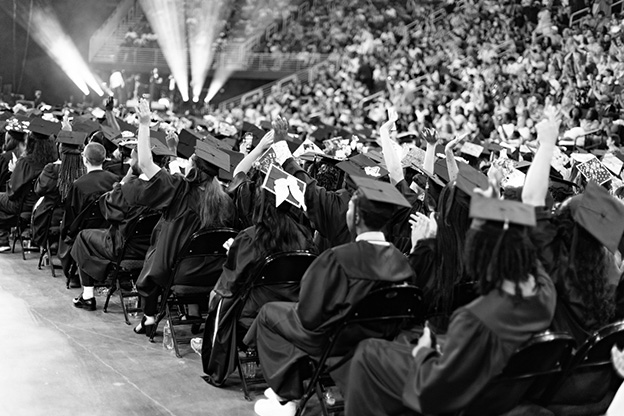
[140,0,190,102]
[187,0,227,102]
[2,2,103,96]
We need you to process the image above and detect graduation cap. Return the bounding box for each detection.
[572,181,624,253]
[259,120,273,131]
[219,149,244,182]
[351,175,411,208]
[0,111,13,122]
[149,137,175,157]
[470,195,536,227]
[116,118,136,135]
[261,164,307,209]
[150,129,167,146]
[455,164,489,196]
[178,129,200,159]
[29,117,61,138]
[56,130,87,148]
[195,139,230,172]
[310,125,334,142]
[72,119,100,136]
[336,153,389,180]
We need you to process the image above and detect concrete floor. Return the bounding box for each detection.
[0,250,303,416]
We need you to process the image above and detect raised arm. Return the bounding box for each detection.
[522,105,560,207]
[422,127,439,176]
[233,130,274,176]
[444,133,469,183]
[136,99,160,179]
[380,108,404,185]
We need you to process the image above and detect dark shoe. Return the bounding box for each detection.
[134,315,154,337]
[73,294,96,311]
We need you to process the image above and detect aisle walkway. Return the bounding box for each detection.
[0,251,254,416]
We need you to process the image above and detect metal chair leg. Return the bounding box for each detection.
[237,351,253,401]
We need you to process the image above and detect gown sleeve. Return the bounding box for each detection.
[8,157,37,200]
[296,249,349,331]
[408,238,436,289]
[403,310,496,415]
[282,157,349,245]
[35,163,59,197]
[121,168,183,211]
[213,229,257,298]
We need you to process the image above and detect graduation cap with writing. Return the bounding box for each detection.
[572,181,624,253]
[29,117,61,139]
[351,175,411,208]
[195,138,230,174]
[336,153,389,180]
[262,164,307,209]
[56,130,87,148]
[470,195,536,228]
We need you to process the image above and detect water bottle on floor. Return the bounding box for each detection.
[162,321,174,350]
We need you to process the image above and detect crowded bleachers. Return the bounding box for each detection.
[4,0,624,415]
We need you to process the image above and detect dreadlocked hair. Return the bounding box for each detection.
[550,204,614,330]
[26,134,57,166]
[432,183,472,312]
[58,152,86,201]
[252,186,313,257]
[464,223,537,301]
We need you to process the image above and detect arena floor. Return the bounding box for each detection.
[0,249,310,416]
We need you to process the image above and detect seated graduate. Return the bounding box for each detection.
[0,118,59,252]
[32,130,86,249]
[58,141,118,281]
[522,106,622,344]
[81,99,235,330]
[245,176,415,416]
[0,127,27,192]
[70,147,154,310]
[344,194,556,416]
[201,146,316,386]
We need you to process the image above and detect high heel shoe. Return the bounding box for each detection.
[134,316,155,337]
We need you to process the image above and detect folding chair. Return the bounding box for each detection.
[236,250,318,400]
[9,178,38,260]
[543,320,624,412]
[457,331,575,416]
[103,211,161,324]
[150,227,239,358]
[296,284,423,416]
[37,203,63,277]
[63,197,110,289]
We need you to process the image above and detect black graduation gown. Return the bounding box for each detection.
[58,169,118,276]
[0,150,16,192]
[344,270,556,416]
[103,159,128,180]
[0,155,45,226]
[201,226,312,385]
[530,207,619,345]
[70,179,152,282]
[31,162,61,247]
[282,157,352,248]
[243,239,415,401]
[384,179,421,254]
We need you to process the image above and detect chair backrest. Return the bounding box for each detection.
[545,320,624,406]
[344,284,423,324]
[250,251,317,288]
[169,228,239,288]
[462,331,575,416]
[66,196,109,238]
[118,211,161,260]
[19,178,39,213]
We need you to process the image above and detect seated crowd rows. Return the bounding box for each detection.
[1,87,624,415]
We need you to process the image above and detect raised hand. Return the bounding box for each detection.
[105,96,115,112]
[420,127,439,145]
[536,103,561,147]
[258,130,275,151]
[137,99,151,125]
[445,132,470,154]
[272,116,289,140]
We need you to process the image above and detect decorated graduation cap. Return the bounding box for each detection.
[262,164,307,209]
[29,117,61,138]
[572,181,624,253]
[336,153,389,180]
[351,175,411,209]
[195,138,231,174]
[470,195,537,228]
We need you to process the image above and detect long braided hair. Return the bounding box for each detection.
[58,146,86,201]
